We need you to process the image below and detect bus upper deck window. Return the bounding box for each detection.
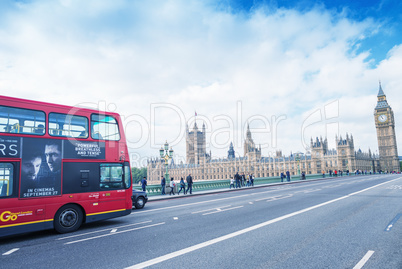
[49,113,88,138]
[0,106,45,135]
[91,114,120,141]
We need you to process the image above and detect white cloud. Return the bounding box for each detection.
[0,0,401,165]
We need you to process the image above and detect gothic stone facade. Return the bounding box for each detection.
[147,84,397,183]
[147,130,379,183]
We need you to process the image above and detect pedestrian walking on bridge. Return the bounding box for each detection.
[178,177,186,194]
[141,177,147,192]
[177,178,186,195]
[235,172,241,188]
[286,171,290,182]
[230,176,235,189]
[169,178,175,195]
[161,176,166,195]
[185,173,193,194]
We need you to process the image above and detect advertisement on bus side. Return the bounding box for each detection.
[0,136,105,198]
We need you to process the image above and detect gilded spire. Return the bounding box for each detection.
[378,80,385,97]
[375,81,389,109]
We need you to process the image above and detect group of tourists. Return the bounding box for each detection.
[321,169,349,178]
[160,173,193,195]
[280,171,292,182]
[140,167,397,197]
[230,173,254,189]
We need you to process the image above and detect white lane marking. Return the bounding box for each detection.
[255,194,293,202]
[384,213,402,232]
[192,205,232,214]
[255,196,274,202]
[57,220,152,240]
[294,189,321,194]
[64,222,165,245]
[324,184,341,188]
[125,177,400,269]
[110,229,117,233]
[353,250,375,269]
[202,206,244,215]
[265,194,293,202]
[2,248,19,256]
[386,185,402,189]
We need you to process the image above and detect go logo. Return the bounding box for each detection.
[0,211,18,222]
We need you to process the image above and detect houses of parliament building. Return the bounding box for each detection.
[147,84,400,183]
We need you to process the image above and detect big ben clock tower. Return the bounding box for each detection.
[374,82,400,172]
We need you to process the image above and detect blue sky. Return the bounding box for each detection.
[0,0,401,165]
[228,0,402,64]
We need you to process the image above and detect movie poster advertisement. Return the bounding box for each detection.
[64,140,105,159]
[20,138,62,198]
[1,136,106,198]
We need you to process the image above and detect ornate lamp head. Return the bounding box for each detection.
[164,141,169,151]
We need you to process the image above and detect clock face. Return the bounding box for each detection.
[378,114,388,123]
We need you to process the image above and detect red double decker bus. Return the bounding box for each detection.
[0,95,132,237]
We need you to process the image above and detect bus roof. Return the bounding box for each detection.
[0,95,121,117]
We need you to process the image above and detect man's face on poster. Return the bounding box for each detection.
[45,144,61,172]
[22,157,42,180]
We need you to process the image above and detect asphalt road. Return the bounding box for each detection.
[1,174,401,269]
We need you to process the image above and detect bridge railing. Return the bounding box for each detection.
[133,172,357,196]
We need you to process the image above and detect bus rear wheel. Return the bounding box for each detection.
[54,204,83,233]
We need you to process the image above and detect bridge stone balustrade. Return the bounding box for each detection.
[133,173,355,196]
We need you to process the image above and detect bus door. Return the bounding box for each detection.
[99,163,127,211]
[62,162,101,211]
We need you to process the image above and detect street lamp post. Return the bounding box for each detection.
[160,141,174,185]
[295,153,301,176]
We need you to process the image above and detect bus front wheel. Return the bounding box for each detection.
[54,204,83,233]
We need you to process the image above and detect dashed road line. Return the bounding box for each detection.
[266,194,293,202]
[57,220,152,240]
[294,189,321,194]
[192,205,232,214]
[202,206,244,215]
[64,222,165,245]
[2,248,19,256]
[255,194,293,202]
[323,184,341,188]
[353,250,375,269]
[386,185,402,189]
[385,213,402,232]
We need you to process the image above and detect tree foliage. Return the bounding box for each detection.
[131,167,147,184]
